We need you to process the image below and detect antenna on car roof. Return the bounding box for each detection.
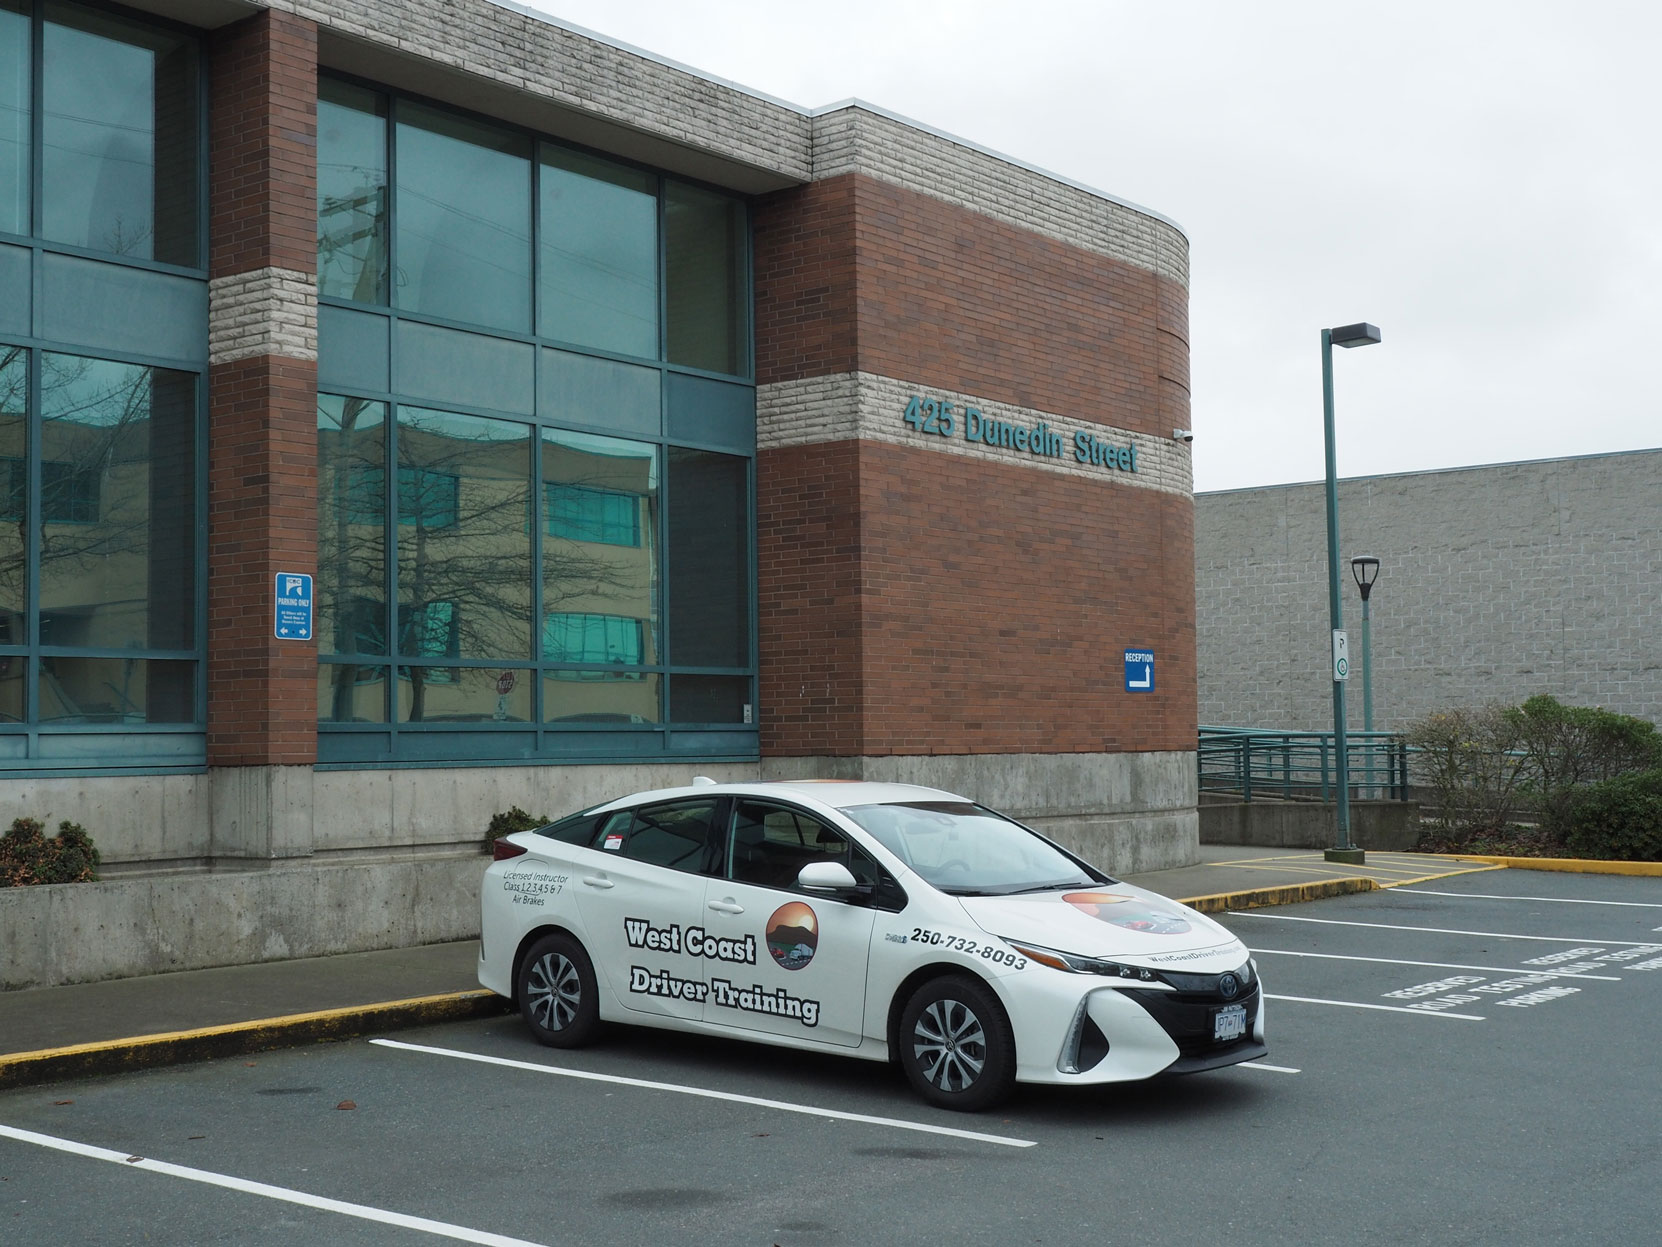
[691,775,717,786]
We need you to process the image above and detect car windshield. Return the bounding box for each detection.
[841,801,1107,896]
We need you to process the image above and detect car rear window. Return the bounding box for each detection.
[534,806,605,845]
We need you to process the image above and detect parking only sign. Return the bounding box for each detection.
[1124,648,1155,693]
[1332,629,1350,682]
[275,573,314,641]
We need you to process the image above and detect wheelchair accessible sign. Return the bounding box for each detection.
[274,572,313,641]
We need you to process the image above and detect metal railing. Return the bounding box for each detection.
[1198,726,1410,802]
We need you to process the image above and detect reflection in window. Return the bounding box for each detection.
[38,352,196,653]
[318,662,385,723]
[545,483,639,546]
[665,181,747,376]
[396,405,532,660]
[398,664,532,724]
[345,464,458,529]
[544,669,660,724]
[0,349,24,625]
[38,655,192,723]
[539,145,657,358]
[670,674,750,724]
[395,103,531,332]
[317,394,386,699]
[0,1,28,235]
[544,612,643,673]
[318,79,388,302]
[42,1,199,264]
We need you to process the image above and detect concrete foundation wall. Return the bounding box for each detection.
[1199,800,1422,852]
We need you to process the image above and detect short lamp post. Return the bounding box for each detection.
[1321,322,1381,864]
[1352,554,1380,800]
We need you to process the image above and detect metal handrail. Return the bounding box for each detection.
[1199,726,1409,802]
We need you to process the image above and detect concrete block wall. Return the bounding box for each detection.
[1196,450,1662,732]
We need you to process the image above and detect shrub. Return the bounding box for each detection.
[1509,695,1662,831]
[484,805,550,852]
[0,817,101,887]
[1562,769,1662,862]
[1404,705,1530,839]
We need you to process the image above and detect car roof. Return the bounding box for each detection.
[594,779,967,814]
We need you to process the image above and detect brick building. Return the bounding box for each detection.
[0,0,1197,984]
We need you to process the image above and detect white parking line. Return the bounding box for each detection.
[1248,947,1623,981]
[1265,994,1485,1021]
[371,1039,1038,1149]
[1395,889,1662,909]
[1229,911,1661,946]
[1238,1061,1302,1074]
[0,1123,547,1246]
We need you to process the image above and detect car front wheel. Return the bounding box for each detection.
[518,933,600,1048]
[897,975,1015,1111]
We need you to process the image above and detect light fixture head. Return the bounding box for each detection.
[1351,555,1381,600]
[1329,322,1382,349]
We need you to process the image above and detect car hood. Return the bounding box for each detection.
[956,883,1243,965]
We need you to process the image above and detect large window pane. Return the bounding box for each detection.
[318,662,386,724]
[0,1,28,236]
[0,346,24,631]
[544,669,660,724]
[38,353,195,652]
[317,395,387,670]
[667,447,747,667]
[395,405,531,661]
[542,428,657,670]
[665,181,746,376]
[395,104,530,331]
[42,2,199,265]
[38,655,192,723]
[318,80,388,303]
[398,664,531,724]
[538,146,657,358]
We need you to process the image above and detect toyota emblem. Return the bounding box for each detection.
[1218,973,1240,1000]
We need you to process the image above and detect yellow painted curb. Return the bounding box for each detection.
[0,989,510,1090]
[1178,877,1379,914]
[1424,854,1662,877]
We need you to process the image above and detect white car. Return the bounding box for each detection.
[479,779,1266,1111]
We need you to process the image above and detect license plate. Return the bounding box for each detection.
[1213,1004,1247,1042]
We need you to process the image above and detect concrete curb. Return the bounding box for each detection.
[1178,878,1379,914]
[1428,854,1662,877]
[0,990,512,1091]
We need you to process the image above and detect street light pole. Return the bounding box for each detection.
[1321,323,1381,865]
[1352,554,1381,800]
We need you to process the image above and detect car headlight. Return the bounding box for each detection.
[1002,940,1165,984]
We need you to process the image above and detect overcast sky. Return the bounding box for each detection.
[520,0,1661,493]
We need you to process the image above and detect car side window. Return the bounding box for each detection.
[594,799,724,874]
[728,801,906,908]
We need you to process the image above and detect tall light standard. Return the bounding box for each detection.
[1321,322,1381,864]
[1352,554,1380,800]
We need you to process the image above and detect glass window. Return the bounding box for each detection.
[612,798,722,872]
[38,654,191,723]
[395,103,531,332]
[669,674,749,724]
[0,1,28,236]
[397,664,531,723]
[665,181,746,376]
[544,669,660,724]
[42,1,199,265]
[38,352,196,652]
[317,394,386,661]
[842,801,1106,896]
[318,662,386,723]
[318,79,388,303]
[542,428,658,671]
[0,347,23,630]
[667,447,747,667]
[539,145,658,359]
[395,405,532,660]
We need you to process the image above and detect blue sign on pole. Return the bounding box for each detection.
[274,572,314,641]
[1124,648,1155,693]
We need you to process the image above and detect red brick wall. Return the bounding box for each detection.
[206,10,319,767]
[754,174,1194,758]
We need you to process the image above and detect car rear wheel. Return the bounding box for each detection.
[898,975,1015,1111]
[518,933,600,1048]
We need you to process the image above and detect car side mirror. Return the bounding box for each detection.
[797,860,867,895]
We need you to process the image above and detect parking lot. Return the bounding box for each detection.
[5,869,1661,1246]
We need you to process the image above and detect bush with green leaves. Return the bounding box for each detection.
[1507,695,1662,832]
[1404,705,1531,839]
[0,817,101,887]
[484,805,550,851]
[1563,769,1662,862]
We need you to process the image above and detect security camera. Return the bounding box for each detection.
[1172,428,1194,443]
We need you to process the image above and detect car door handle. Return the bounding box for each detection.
[707,899,744,915]
[582,876,615,889]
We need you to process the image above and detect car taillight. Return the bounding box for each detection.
[493,838,528,861]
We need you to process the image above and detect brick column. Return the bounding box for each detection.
[205,10,320,858]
